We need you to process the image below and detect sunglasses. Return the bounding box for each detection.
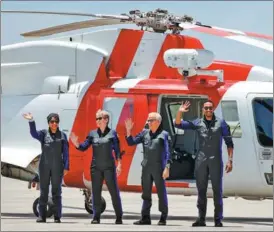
[96,117,108,121]
[204,106,213,111]
[147,119,156,123]
[50,120,59,124]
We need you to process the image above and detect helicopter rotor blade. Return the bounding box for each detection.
[21,18,129,37]
[179,22,273,40]
[1,10,130,20]
[211,26,273,41]
[179,22,273,52]
[227,35,273,52]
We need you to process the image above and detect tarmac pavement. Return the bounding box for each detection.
[1,177,273,231]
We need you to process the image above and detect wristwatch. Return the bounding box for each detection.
[165,163,171,169]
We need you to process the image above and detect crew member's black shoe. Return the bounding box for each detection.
[215,221,223,227]
[133,217,151,225]
[115,217,123,224]
[54,217,61,223]
[91,218,100,224]
[157,214,167,225]
[192,219,206,227]
[36,217,46,223]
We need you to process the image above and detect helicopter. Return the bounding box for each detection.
[1,8,273,218]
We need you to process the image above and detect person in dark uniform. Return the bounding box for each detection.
[125,112,172,226]
[175,100,234,227]
[23,112,69,223]
[70,109,123,224]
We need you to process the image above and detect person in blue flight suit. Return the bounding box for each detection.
[70,109,123,225]
[23,112,69,223]
[175,100,234,227]
[125,112,172,226]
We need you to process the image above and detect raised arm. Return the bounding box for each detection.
[174,101,197,130]
[28,120,45,142]
[70,132,92,152]
[125,118,145,146]
[175,120,199,130]
[22,113,45,142]
[62,133,70,171]
[77,136,92,151]
[126,130,146,146]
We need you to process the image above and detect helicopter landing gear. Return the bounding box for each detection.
[82,189,106,214]
[32,197,54,218]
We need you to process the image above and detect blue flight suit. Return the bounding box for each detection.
[76,127,123,220]
[175,114,234,222]
[29,120,69,219]
[126,128,171,220]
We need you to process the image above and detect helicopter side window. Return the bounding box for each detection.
[252,97,273,147]
[221,100,242,138]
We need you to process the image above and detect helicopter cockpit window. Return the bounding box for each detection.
[252,97,273,147]
[221,100,242,138]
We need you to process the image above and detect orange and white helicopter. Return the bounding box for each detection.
[1,9,273,218]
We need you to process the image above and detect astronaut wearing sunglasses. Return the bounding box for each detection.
[175,100,234,228]
[70,109,123,225]
[23,112,69,223]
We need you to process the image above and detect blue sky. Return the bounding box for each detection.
[1,1,273,69]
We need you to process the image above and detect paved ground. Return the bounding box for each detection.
[1,177,273,231]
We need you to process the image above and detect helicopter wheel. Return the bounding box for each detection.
[32,197,53,218]
[84,197,106,214]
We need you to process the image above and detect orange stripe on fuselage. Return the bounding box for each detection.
[78,30,144,185]
[64,61,108,188]
[107,29,144,78]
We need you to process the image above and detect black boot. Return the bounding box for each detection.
[115,216,123,224]
[192,218,206,227]
[54,216,61,223]
[158,214,167,225]
[36,217,46,223]
[215,220,223,227]
[133,216,151,225]
[91,217,100,224]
